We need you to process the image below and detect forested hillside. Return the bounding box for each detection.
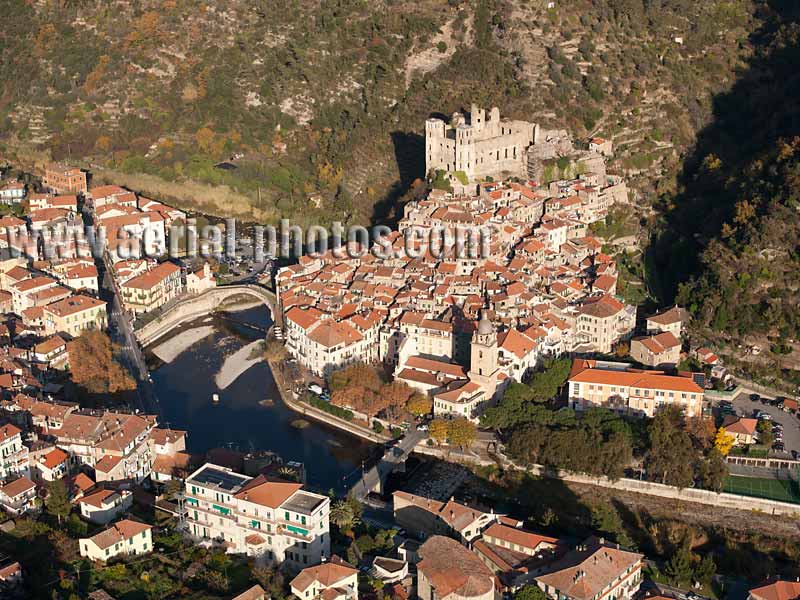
[0,0,759,225]
[650,0,800,385]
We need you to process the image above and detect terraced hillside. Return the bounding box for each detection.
[0,0,760,229]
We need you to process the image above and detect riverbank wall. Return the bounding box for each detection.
[268,359,388,445]
[269,358,800,517]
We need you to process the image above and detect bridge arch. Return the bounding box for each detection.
[135,284,278,347]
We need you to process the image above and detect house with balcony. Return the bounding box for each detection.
[184,463,330,569]
[119,261,182,315]
[79,488,134,524]
[0,477,37,515]
[0,424,29,480]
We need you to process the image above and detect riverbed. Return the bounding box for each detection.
[147,305,374,494]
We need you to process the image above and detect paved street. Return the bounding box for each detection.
[725,389,800,455]
[83,206,161,416]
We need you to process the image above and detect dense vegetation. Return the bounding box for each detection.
[649,1,800,384]
[482,359,728,490]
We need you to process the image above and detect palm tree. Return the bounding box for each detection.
[329,500,359,537]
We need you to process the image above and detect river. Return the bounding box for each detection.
[147,305,375,495]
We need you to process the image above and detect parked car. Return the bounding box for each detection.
[750,393,761,402]
[307,383,324,396]
[417,424,428,431]
[760,413,773,421]
[773,442,786,452]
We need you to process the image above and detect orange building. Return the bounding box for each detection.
[43,164,87,194]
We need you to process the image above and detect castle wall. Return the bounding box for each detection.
[425,109,536,180]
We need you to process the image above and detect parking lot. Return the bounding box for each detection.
[724,390,800,456]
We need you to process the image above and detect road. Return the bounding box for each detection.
[350,429,427,500]
[83,206,161,417]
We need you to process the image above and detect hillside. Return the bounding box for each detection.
[0,0,760,228]
[650,1,800,386]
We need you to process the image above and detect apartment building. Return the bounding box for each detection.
[119,261,181,315]
[42,294,107,337]
[574,295,636,354]
[79,519,153,562]
[0,424,29,480]
[43,164,87,195]
[184,463,330,568]
[51,411,156,482]
[284,307,375,377]
[535,537,642,600]
[567,359,704,418]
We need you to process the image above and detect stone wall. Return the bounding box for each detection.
[135,285,276,346]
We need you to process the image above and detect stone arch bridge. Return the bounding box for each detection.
[135,285,278,347]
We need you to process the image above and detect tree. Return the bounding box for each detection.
[713,427,735,456]
[514,585,548,600]
[263,338,287,362]
[447,418,477,449]
[664,541,694,587]
[699,447,728,492]
[45,479,71,526]
[429,419,448,445]
[756,420,774,447]
[329,500,358,536]
[646,407,697,488]
[68,330,135,395]
[406,393,432,417]
[694,554,716,584]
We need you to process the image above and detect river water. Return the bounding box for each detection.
[147,305,374,494]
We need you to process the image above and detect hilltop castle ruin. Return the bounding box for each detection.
[425,104,591,182]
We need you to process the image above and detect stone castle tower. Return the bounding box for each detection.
[425,104,539,182]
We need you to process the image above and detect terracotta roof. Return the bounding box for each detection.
[80,488,121,509]
[290,555,358,592]
[750,581,800,600]
[285,306,325,331]
[0,423,21,443]
[234,475,302,508]
[233,584,268,600]
[150,428,187,446]
[86,519,151,550]
[418,536,494,598]
[404,356,467,378]
[44,294,105,317]
[94,454,123,473]
[121,262,180,290]
[535,537,641,600]
[482,523,558,552]
[721,416,758,436]
[0,476,35,498]
[40,447,69,470]
[569,361,703,394]
[647,305,687,326]
[34,335,67,355]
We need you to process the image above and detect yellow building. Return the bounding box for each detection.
[42,294,107,337]
[119,261,181,315]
